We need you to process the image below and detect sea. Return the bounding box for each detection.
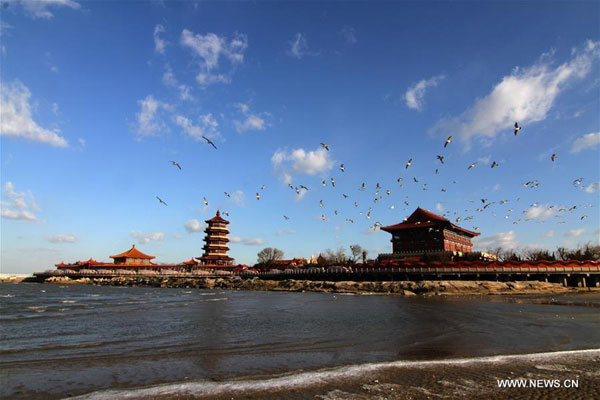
[1,282,599,399]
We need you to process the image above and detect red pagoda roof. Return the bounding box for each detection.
[381,207,480,237]
[205,210,230,224]
[196,255,235,261]
[110,244,155,260]
[182,258,197,265]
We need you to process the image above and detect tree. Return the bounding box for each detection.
[521,248,555,261]
[349,244,363,263]
[257,248,284,265]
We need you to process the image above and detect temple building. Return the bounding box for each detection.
[110,245,155,266]
[379,207,480,260]
[196,210,235,267]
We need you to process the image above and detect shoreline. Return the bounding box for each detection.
[18,275,600,296]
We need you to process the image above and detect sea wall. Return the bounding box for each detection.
[37,276,587,296]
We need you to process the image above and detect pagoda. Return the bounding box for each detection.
[110,244,155,266]
[196,210,234,267]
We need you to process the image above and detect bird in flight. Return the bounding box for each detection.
[405,158,412,169]
[224,192,231,198]
[169,161,182,170]
[343,193,349,198]
[330,178,336,187]
[360,183,366,191]
[261,184,265,190]
[322,180,327,187]
[444,136,452,148]
[514,122,521,136]
[156,196,167,206]
[203,197,209,206]
[300,185,309,191]
[413,177,419,183]
[340,164,345,172]
[319,200,324,207]
[222,211,230,216]
[346,218,354,223]
[283,215,290,220]
[436,155,445,164]
[491,161,499,168]
[256,192,261,200]
[320,142,329,151]
[435,169,439,175]
[467,162,477,170]
[202,136,217,149]
[551,153,557,162]
[288,183,294,190]
[295,187,300,195]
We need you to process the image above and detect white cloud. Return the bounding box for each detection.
[565,228,585,238]
[174,114,219,140]
[230,236,266,246]
[271,146,334,184]
[180,29,247,86]
[477,155,491,164]
[50,66,59,73]
[135,95,171,137]
[571,132,600,153]
[584,182,599,193]
[543,230,554,238]
[287,33,317,59]
[475,230,519,250]
[276,229,297,236]
[492,184,501,191]
[435,202,443,212]
[154,24,167,54]
[404,74,445,111]
[233,103,269,133]
[432,40,600,147]
[184,219,203,233]
[523,205,555,221]
[230,190,245,206]
[130,231,165,244]
[77,138,85,147]
[339,26,357,44]
[1,182,40,222]
[20,0,80,19]
[46,234,78,243]
[162,66,193,101]
[0,81,68,147]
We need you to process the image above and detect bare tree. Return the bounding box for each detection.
[257,247,284,265]
[521,248,555,261]
[349,244,363,263]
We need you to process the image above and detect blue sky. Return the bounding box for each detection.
[1,1,599,273]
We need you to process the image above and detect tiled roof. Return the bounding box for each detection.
[110,244,155,260]
[381,207,479,237]
[206,210,230,224]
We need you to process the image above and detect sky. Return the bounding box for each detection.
[1,1,599,273]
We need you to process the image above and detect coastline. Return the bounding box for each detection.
[25,275,599,296]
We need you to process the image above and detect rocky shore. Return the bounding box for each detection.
[35,275,595,296]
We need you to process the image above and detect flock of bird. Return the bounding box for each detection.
[155,121,593,241]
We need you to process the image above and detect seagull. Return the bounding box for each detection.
[386,189,391,195]
[441,188,446,192]
[514,122,521,136]
[222,211,229,216]
[202,136,217,149]
[389,205,395,210]
[581,215,588,220]
[397,177,403,183]
[346,218,354,223]
[169,161,182,170]
[334,210,339,215]
[573,178,583,186]
[404,200,409,206]
[405,158,412,169]
[435,169,439,175]
[354,202,358,208]
[322,180,327,187]
[284,215,290,220]
[551,153,557,162]
[203,197,209,206]
[320,142,329,151]
[256,192,260,200]
[360,183,366,191]
[366,211,371,219]
[467,162,477,170]
[300,185,309,191]
[320,214,327,221]
[340,164,345,172]
[413,177,419,183]
[295,187,300,194]
[224,192,231,197]
[330,178,336,187]
[343,193,349,198]
[376,183,381,190]
[156,196,167,206]
[444,136,452,148]
[491,161,499,168]
[319,200,324,207]
[288,183,294,190]
[436,155,445,164]
[261,184,265,190]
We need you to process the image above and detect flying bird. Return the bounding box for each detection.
[413,177,419,183]
[256,192,261,200]
[295,187,300,194]
[360,183,366,191]
[203,197,209,206]
[346,218,354,223]
[343,194,349,198]
[397,177,403,183]
[386,189,391,195]
[300,185,309,191]
[261,184,265,190]
[202,136,217,149]
[224,192,231,198]
[156,196,167,206]
[467,162,477,170]
[444,136,452,148]
[320,142,329,151]
[288,183,294,190]
[334,210,339,215]
[169,161,182,170]
[436,155,445,164]
[551,153,557,162]
[330,178,336,187]
[222,211,229,216]
[340,164,345,172]
[319,199,324,207]
[435,169,439,175]
[514,122,521,136]
[283,215,290,220]
[491,161,499,168]
[322,180,327,187]
[405,158,412,169]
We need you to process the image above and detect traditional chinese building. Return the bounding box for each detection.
[196,210,235,267]
[110,244,155,266]
[380,207,479,260]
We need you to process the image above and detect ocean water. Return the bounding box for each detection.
[1,283,599,399]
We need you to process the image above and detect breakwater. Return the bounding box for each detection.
[35,275,592,296]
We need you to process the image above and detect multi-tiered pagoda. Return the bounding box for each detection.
[196,210,235,267]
